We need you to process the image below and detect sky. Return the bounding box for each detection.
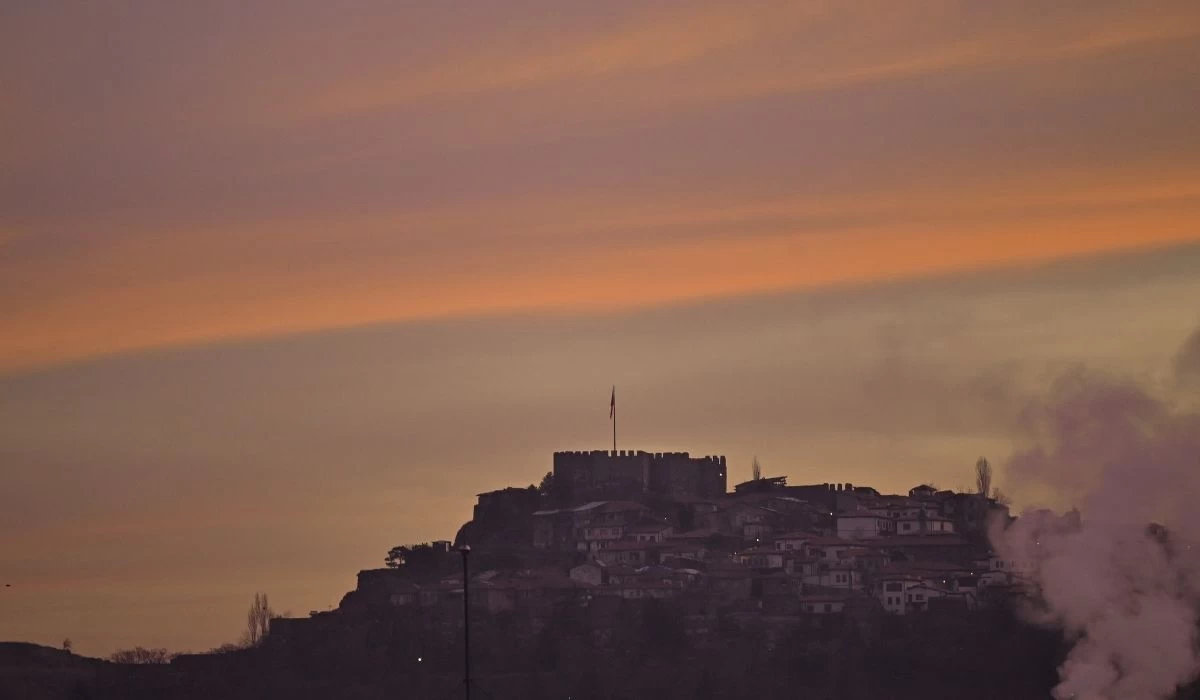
[2,1,1199,656]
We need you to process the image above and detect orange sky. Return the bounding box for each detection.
[2,0,1200,656]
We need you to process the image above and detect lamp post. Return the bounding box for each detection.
[458,545,471,700]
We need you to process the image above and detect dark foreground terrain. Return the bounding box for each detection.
[6,599,1200,700]
[8,600,1196,700]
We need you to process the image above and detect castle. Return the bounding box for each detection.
[551,449,727,505]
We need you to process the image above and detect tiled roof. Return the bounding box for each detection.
[869,535,970,547]
[669,528,720,540]
[600,540,655,551]
[532,500,609,516]
[798,594,851,603]
[737,545,783,555]
[805,536,855,546]
[625,523,672,534]
[774,531,819,540]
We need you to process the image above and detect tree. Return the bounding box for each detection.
[244,592,274,647]
[752,456,762,481]
[109,647,173,664]
[61,638,72,653]
[992,487,1012,507]
[975,457,992,498]
[385,542,445,570]
[538,471,554,496]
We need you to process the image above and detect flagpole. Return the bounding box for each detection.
[611,386,617,453]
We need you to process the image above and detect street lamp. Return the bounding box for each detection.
[457,545,471,700]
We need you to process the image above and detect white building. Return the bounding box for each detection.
[895,515,956,535]
[836,513,895,539]
[773,532,812,553]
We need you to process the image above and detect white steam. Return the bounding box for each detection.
[991,327,1200,700]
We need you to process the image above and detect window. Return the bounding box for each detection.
[916,594,924,601]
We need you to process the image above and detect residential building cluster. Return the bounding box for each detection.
[318,449,1029,638]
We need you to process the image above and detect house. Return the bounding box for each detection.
[878,576,922,614]
[902,584,948,612]
[786,482,859,514]
[783,555,820,577]
[668,567,704,586]
[734,493,820,529]
[804,536,858,562]
[867,499,937,520]
[595,540,656,566]
[873,560,979,611]
[799,594,849,614]
[836,512,895,539]
[599,565,639,585]
[984,553,1033,581]
[868,534,976,564]
[802,562,861,591]
[587,501,659,528]
[657,538,708,563]
[533,500,657,551]
[773,532,814,553]
[736,545,785,570]
[569,560,608,586]
[532,501,607,550]
[896,514,956,535]
[595,580,681,600]
[626,522,673,544]
[699,502,778,541]
[942,492,1011,535]
[578,523,625,552]
[855,548,891,573]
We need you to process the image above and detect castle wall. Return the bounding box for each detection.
[552,450,726,505]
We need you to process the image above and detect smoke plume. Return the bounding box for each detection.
[991,327,1200,700]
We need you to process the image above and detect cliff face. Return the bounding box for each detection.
[455,487,543,549]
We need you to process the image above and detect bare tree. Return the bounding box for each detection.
[110,647,173,664]
[244,592,274,647]
[751,456,762,481]
[61,638,72,653]
[975,457,992,498]
[992,487,1012,507]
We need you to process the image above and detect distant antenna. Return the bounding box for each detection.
[752,456,762,481]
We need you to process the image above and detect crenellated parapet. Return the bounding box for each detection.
[551,449,727,505]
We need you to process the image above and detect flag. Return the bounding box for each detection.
[609,386,616,420]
